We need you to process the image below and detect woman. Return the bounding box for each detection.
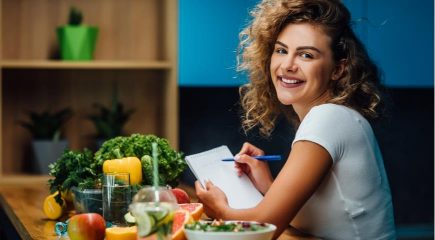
[195,0,396,239]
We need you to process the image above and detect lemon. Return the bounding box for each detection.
[43,192,64,220]
[156,211,174,227]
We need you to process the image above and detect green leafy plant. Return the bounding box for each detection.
[48,149,101,205]
[88,90,134,139]
[95,134,186,187]
[68,6,83,25]
[48,134,185,205]
[19,108,72,141]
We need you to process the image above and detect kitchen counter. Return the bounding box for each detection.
[0,175,316,240]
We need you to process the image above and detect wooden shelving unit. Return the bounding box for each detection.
[0,60,173,69]
[0,0,179,175]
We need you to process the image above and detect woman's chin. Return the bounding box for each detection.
[276,95,296,106]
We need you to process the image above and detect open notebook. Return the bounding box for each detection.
[185,145,263,209]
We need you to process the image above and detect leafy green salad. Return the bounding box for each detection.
[185,220,269,232]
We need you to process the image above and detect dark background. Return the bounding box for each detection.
[179,87,434,231]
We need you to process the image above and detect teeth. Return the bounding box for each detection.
[281,78,301,84]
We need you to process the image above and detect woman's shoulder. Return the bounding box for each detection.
[301,103,368,132]
[306,103,366,123]
[309,103,358,117]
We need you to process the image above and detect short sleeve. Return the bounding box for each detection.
[292,104,355,163]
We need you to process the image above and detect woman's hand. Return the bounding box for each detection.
[195,180,229,219]
[235,142,273,194]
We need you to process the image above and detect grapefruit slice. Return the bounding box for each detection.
[178,203,204,221]
[171,209,193,240]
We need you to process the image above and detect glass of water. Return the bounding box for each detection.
[102,172,131,226]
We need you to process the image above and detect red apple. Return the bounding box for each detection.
[67,213,106,240]
[171,188,190,204]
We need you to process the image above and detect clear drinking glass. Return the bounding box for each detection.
[129,186,178,240]
[102,172,131,226]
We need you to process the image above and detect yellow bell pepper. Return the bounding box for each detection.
[103,157,142,185]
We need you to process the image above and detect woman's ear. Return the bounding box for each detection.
[331,59,347,80]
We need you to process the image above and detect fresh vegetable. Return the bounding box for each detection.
[95,134,185,187]
[124,212,136,224]
[48,149,101,205]
[103,157,142,185]
[48,134,185,207]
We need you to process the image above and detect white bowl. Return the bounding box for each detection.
[184,221,277,240]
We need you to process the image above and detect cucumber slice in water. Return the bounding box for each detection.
[124,212,136,224]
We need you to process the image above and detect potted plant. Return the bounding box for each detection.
[88,89,135,147]
[19,108,72,174]
[57,6,99,60]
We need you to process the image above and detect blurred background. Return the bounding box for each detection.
[0,0,433,239]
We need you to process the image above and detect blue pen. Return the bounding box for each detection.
[222,155,282,162]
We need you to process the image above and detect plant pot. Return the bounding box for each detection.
[32,140,68,174]
[57,25,98,60]
[71,187,103,215]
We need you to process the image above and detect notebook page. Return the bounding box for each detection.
[185,145,263,209]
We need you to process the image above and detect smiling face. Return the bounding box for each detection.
[270,23,342,119]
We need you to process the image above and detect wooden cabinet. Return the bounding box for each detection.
[0,0,178,175]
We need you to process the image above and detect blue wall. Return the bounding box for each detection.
[179,0,256,86]
[179,0,434,88]
[365,0,434,87]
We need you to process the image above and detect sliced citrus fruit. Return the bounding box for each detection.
[171,209,193,240]
[42,192,65,220]
[134,212,155,237]
[178,203,204,221]
[105,226,137,240]
[156,210,175,227]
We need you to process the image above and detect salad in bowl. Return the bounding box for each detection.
[184,219,276,240]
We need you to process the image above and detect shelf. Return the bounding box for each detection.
[0,60,172,70]
[0,0,179,175]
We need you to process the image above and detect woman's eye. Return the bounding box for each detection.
[299,52,313,59]
[274,48,287,55]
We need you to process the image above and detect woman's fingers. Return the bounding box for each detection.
[235,154,257,166]
[195,180,206,196]
[238,142,264,156]
[205,179,214,190]
[195,180,215,194]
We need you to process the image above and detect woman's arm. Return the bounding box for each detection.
[196,140,332,238]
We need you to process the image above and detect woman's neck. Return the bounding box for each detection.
[292,92,332,121]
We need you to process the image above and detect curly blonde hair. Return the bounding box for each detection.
[238,0,383,137]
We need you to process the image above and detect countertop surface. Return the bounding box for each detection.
[0,175,317,240]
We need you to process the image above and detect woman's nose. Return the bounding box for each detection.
[281,56,298,72]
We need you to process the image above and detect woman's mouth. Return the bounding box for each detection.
[278,76,305,88]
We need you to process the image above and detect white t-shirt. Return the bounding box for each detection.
[291,104,396,240]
